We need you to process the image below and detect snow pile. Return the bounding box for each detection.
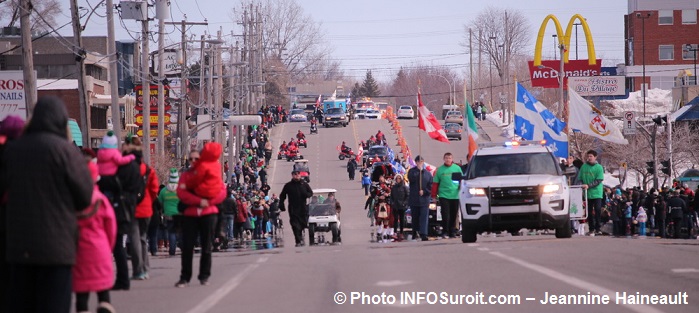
[606,88,673,116]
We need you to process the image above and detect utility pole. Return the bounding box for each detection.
[19,0,37,116]
[215,28,224,164]
[141,0,151,164]
[469,28,474,104]
[70,0,90,147]
[164,20,208,165]
[667,116,672,180]
[106,0,122,141]
[156,0,167,158]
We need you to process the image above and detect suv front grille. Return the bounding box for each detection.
[489,186,540,206]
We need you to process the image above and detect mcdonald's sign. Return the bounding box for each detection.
[530,14,601,88]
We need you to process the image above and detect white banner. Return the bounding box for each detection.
[568,76,626,96]
[569,186,587,220]
[0,70,29,121]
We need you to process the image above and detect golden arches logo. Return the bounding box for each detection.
[533,14,597,67]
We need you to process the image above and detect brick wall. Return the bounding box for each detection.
[37,89,81,121]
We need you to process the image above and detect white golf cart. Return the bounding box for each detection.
[307,188,341,245]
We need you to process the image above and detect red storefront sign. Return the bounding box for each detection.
[134,85,171,111]
[528,59,602,88]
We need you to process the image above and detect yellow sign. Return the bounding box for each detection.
[137,129,171,137]
[533,14,596,67]
[135,113,172,125]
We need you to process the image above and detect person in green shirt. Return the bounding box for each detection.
[159,168,181,256]
[432,152,463,238]
[574,150,605,235]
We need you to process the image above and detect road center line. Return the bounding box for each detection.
[487,251,664,313]
[186,257,269,313]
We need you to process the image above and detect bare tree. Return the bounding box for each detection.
[232,0,334,82]
[0,0,62,32]
[386,65,461,112]
[463,7,530,86]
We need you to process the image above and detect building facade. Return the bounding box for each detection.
[625,0,699,93]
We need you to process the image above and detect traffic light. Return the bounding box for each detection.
[652,115,667,125]
[646,161,655,173]
[660,160,671,175]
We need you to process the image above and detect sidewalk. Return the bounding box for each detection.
[475,118,506,143]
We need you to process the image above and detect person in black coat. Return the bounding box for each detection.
[407,155,432,241]
[0,96,93,313]
[347,158,357,180]
[279,170,313,246]
[390,174,409,238]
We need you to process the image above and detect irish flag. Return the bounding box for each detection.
[464,101,479,160]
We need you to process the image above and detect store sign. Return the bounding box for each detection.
[568,76,626,96]
[134,85,170,111]
[528,59,602,88]
[0,70,29,120]
[135,113,172,126]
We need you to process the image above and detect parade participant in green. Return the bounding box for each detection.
[432,152,462,238]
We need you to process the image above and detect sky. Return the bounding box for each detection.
[55,0,628,82]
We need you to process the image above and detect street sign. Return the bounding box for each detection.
[623,111,636,135]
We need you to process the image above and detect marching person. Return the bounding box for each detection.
[279,170,313,247]
[407,155,432,241]
[433,152,462,238]
[575,150,605,236]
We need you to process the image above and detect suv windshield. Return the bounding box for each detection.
[326,108,343,114]
[467,152,560,178]
[290,109,304,115]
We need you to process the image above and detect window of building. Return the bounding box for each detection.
[91,106,108,129]
[659,45,674,60]
[658,10,674,25]
[682,9,697,24]
[683,44,699,60]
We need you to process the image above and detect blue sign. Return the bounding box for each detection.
[599,67,617,76]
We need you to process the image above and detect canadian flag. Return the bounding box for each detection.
[417,91,449,143]
[315,94,322,108]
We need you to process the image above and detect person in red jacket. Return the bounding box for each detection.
[184,142,224,199]
[233,193,249,241]
[175,164,227,288]
[129,149,159,281]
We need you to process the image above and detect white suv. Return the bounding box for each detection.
[457,141,572,243]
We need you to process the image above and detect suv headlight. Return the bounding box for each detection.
[325,117,331,120]
[340,116,345,120]
[542,183,562,194]
[468,187,486,196]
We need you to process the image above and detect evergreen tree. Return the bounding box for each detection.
[351,82,363,101]
[361,70,380,97]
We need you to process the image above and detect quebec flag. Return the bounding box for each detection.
[515,82,568,159]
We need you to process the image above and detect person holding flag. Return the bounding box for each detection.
[432,152,462,238]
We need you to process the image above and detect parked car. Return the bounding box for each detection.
[289,109,308,122]
[397,105,415,119]
[364,109,381,119]
[444,122,462,141]
[444,110,463,125]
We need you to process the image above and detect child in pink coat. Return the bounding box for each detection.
[97,130,135,176]
[73,160,118,313]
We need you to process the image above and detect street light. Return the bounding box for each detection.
[428,73,454,108]
[552,34,558,60]
[637,12,652,117]
[685,44,698,85]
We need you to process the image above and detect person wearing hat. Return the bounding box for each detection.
[407,155,433,241]
[158,169,181,256]
[1,97,93,312]
[96,130,135,177]
[279,169,313,246]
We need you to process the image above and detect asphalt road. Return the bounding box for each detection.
[106,118,699,313]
